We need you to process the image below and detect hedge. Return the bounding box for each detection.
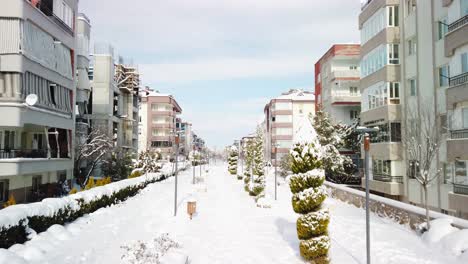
[0,172,172,249]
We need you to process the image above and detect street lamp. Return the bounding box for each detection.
[274,143,279,201]
[354,126,379,264]
[172,130,183,217]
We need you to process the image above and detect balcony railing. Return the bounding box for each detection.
[0,149,47,159]
[451,129,468,139]
[449,72,468,87]
[448,14,468,32]
[373,173,403,183]
[453,183,468,195]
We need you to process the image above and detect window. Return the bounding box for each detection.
[388,6,399,26]
[273,102,292,110]
[408,160,419,179]
[388,44,399,64]
[438,18,448,40]
[454,160,467,185]
[462,0,468,16]
[275,140,292,149]
[49,84,56,105]
[32,176,42,193]
[439,65,450,87]
[409,79,417,96]
[463,108,468,128]
[54,1,74,29]
[462,53,468,73]
[407,0,416,15]
[407,38,416,56]
[390,122,402,142]
[0,180,8,202]
[349,66,358,70]
[389,82,400,104]
[57,171,67,183]
[3,131,15,150]
[350,110,359,120]
[274,128,293,136]
[151,141,173,148]
[32,134,44,150]
[373,160,392,176]
[360,7,386,44]
[349,86,359,96]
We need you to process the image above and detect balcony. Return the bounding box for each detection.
[446,72,468,110]
[447,129,468,161]
[364,177,404,196]
[449,188,468,213]
[373,173,403,183]
[445,15,468,57]
[0,149,47,159]
[330,70,360,81]
[330,92,361,105]
[361,104,402,124]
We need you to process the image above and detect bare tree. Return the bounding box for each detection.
[404,104,442,230]
[74,129,113,185]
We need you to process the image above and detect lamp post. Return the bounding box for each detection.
[274,143,279,201]
[173,130,183,217]
[354,126,379,264]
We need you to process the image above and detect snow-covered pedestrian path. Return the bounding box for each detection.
[5,163,463,264]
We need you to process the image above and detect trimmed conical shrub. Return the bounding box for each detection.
[228,145,238,175]
[288,117,330,263]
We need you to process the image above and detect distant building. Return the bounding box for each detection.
[263,89,315,165]
[139,90,182,160]
[315,44,361,125]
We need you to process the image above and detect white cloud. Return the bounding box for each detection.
[139,55,313,83]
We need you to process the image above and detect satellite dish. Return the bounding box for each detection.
[25,94,38,106]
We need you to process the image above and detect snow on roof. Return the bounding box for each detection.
[275,89,314,101]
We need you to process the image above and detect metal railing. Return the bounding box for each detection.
[451,129,468,139]
[448,14,468,32]
[449,72,468,87]
[453,184,468,195]
[0,149,47,159]
[373,173,403,183]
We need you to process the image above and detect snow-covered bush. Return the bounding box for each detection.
[227,145,239,175]
[134,150,162,174]
[288,118,330,263]
[121,234,186,264]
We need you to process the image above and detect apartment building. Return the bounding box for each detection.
[359,0,468,218]
[0,0,78,204]
[264,89,315,165]
[444,0,468,218]
[176,119,192,157]
[139,90,182,160]
[75,13,91,151]
[315,44,361,125]
[115,62,140,153]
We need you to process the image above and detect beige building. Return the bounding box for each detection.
[0,0,78,204]
[263,89,315,165]
[359,0,468,218]
[138,90,182,160]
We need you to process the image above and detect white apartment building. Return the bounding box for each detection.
[315,44,361,125]
[0,0,78,204]
[264,89,315,165]
[359,0,468,218]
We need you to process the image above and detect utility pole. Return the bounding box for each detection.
[174,133,180,217]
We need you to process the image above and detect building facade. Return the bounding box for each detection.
[315,44,361,125]
[139,90,182,160]
[359,0,468,218]
[0,0,78,204]
[264,89,315,165]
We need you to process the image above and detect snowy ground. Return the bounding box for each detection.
[3,162,464,264]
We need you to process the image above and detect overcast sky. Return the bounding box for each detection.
[79,0,361,149]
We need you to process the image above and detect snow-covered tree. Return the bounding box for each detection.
[289,117,330,263]
[102,149,134,181]
[227,145,239,175]
[74,129,113,185]
[245,126,265,197]
[312,109,354,182]
[135,150,162,173]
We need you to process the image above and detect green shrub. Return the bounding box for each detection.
[243,175,251,184]
[289,171,325,194]
[297,210,330,240]
[129,170,143,179]
[244,184,250,193]
[292,187,327,214]
[0,220,27,249]
[299,235,330,262]
[237,174,243,180]
[248,184,264,197]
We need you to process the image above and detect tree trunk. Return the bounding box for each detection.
[423,184,431,230]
